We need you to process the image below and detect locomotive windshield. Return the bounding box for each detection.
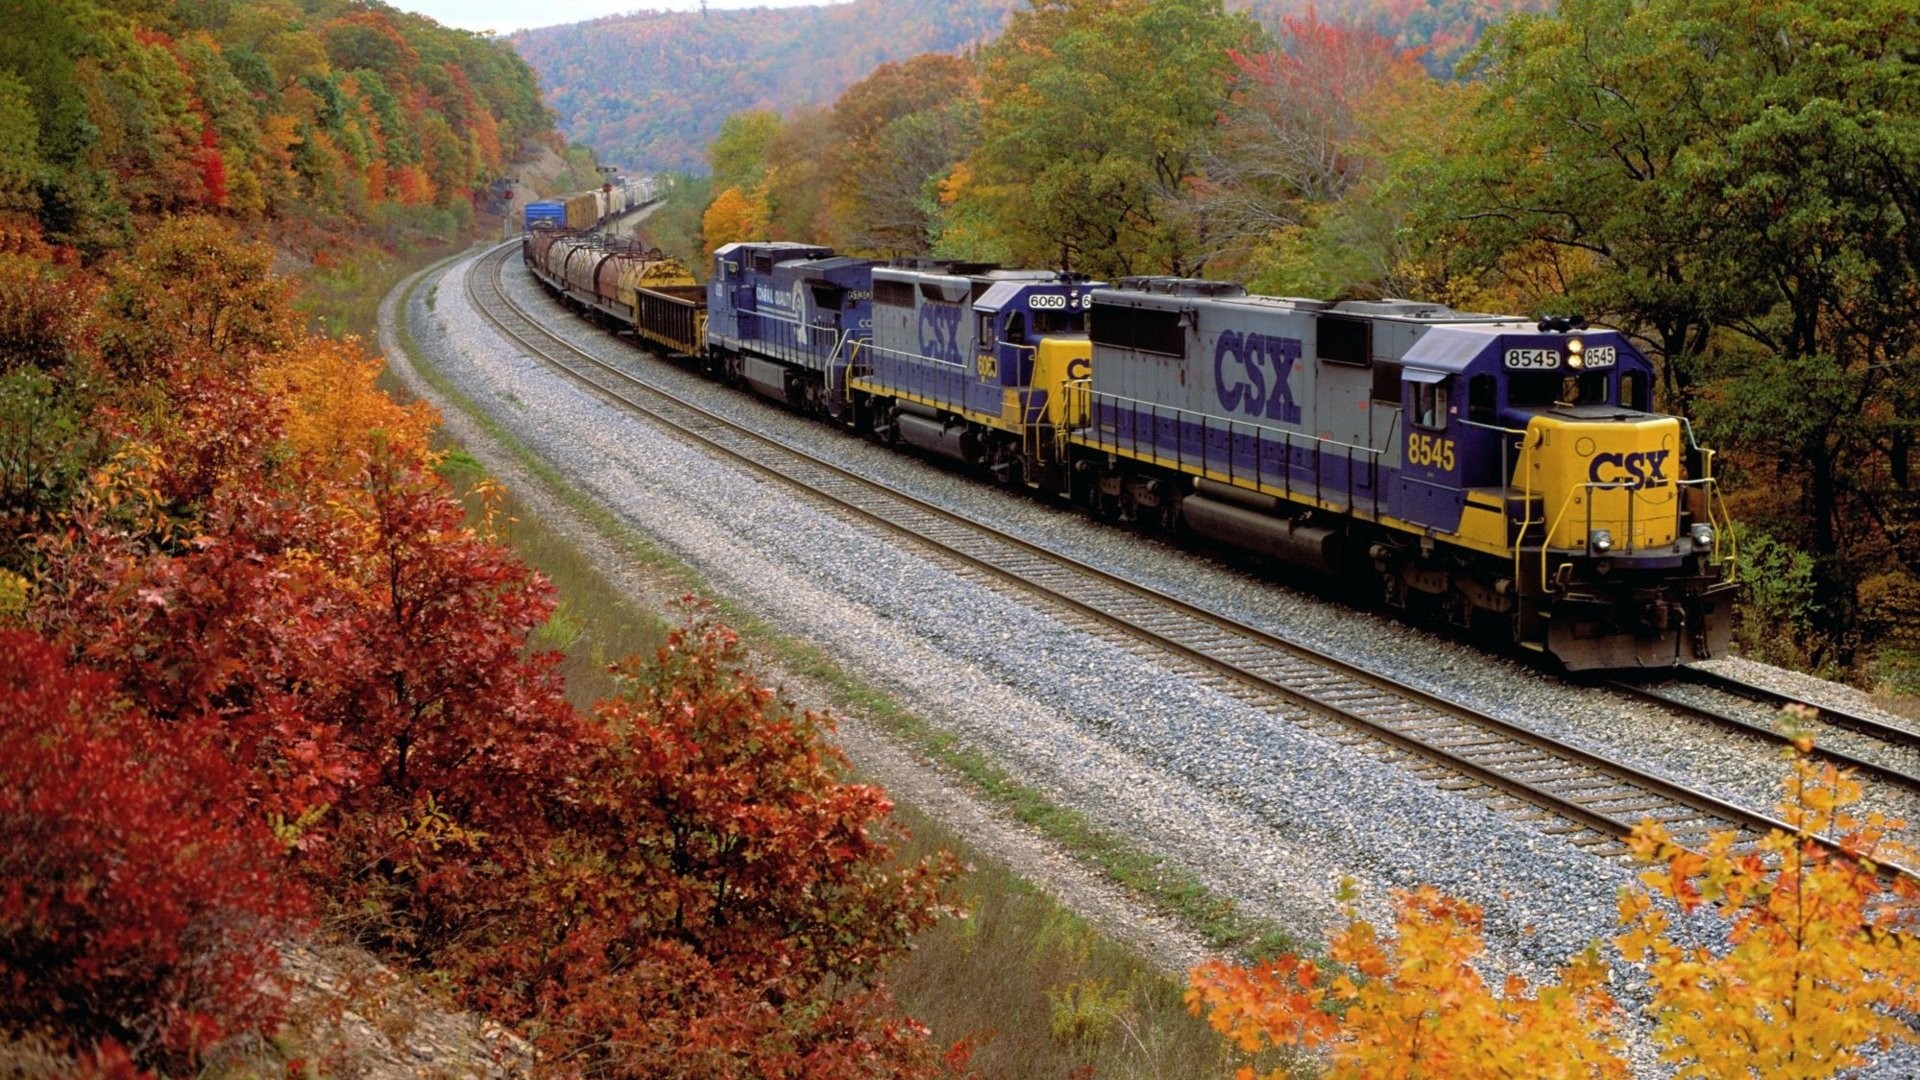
[1507,370,1611,408]
[1029,307,1084,335]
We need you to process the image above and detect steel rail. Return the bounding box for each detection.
[464,242,1913,880]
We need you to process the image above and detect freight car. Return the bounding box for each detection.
[522,232,1737,669]
[521,174,660,233]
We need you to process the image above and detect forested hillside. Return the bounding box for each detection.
[0,1,970,1075]
[515,0,1545,177]
[512,0,1023,174]
[2,0,555,259]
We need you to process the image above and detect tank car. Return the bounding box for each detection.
[1063,279,1737,668]
[524,232,699,343]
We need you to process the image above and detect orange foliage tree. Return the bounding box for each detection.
[1191,746,1920,1079]
[702,185,769,253]
[1189,881,1626,1079]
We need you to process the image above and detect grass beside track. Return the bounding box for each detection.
[393,253,1308,1077]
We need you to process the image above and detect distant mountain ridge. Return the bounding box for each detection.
[510,0,1022,174]
[512,0,1546,176]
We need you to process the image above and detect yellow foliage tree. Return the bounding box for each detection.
[255,335,438,481]
[1192,746,1920,1079]
[1617,752,1920,1079]
[1189,883,1627,1080]
[701,185,769,254]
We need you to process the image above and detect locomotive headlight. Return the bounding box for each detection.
[1690,523,1715,550]
[1566,338,1584,367]
[1590,528,1614,554]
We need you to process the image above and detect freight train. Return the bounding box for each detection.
[521,174,661,233]
[522,229,1739,670]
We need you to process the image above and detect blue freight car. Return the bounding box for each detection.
[522,200,566,231]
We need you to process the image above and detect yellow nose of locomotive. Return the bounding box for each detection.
[1526,414,1684,554]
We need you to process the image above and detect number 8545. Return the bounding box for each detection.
[1407,432,1455,470]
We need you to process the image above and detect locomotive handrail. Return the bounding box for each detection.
[1073,385,1385,520]
[1513,428,1543,592]
[859,340,974,371]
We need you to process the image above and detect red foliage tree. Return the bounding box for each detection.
[31,445,592,949]
[455,613,965,1077]
[0,630,308,1071]
[198,128,228,210]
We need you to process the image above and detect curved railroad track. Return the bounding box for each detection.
[463,240,1911,880]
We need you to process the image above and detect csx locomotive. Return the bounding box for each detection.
[524,230,1738,670]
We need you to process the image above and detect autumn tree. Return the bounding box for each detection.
[1415,0,1920,674]
[824,53,979,255]
[1618,750,1920,1077]
[1199,12,1464,296]
[1189,882,1627,1079]
[446,613,965,1077]
[1193,741,1920,1079]
[703,184,770,252]
[947,0,1257,276]
[0,629,308,1073]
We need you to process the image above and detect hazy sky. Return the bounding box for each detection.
[398,0,841,35]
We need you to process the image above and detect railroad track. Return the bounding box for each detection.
[462,241,1909,879]
[1605,667,1920,795]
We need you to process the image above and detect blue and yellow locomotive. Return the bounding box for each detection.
[1066,280,1737,669]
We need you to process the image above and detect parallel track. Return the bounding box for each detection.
[1606,668,1920,794]
[466,241,1909,878]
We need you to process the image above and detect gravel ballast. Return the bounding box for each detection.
[382,243,1920,1077]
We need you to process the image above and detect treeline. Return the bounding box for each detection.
[683,0,1920,688]
[1,0,552,258]
[514,0,1542,180]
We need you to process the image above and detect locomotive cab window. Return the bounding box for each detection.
[1623,369,1651,411]
[1508,372,1558,407]
[1005,311,1026,344]
[1408,375,1450,430]
[978,313,994,346]
[1030,307,1079,335]
[1560,371,1611,406]
[1468,374,1497,424]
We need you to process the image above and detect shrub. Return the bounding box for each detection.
[0,630,308,1071]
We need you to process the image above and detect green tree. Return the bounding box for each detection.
[707,108,782,195]
[0,72,42,218]
[1419,0,1920,671]
[948,0,1256,276]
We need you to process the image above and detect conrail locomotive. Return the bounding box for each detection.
[523,226,1739,670]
